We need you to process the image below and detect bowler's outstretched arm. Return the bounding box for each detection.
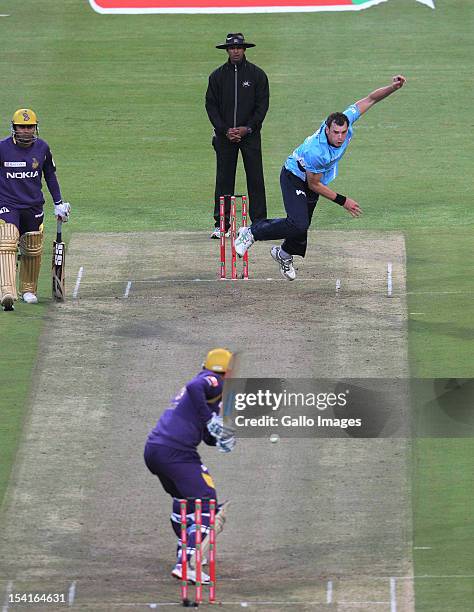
[355,75,406,116]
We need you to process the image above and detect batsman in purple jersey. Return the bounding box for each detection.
[0,108,71,311]
[144,348,235,584]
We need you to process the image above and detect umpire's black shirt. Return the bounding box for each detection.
[205,57,269,136]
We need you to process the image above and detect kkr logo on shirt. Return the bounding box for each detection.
[32,158,40,170]
[6,171,39,179]
[205,376,219,387]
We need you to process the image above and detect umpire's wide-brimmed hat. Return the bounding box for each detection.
[216,33,255,49]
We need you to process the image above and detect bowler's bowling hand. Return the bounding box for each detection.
[344,198,362,218]
[392,75,406,90]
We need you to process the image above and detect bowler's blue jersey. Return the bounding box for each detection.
[285,103,361,185]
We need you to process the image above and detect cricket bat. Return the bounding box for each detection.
[222,351,240,428]
[52,220,65,301]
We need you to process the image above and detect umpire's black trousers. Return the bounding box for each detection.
[212,132,267,228]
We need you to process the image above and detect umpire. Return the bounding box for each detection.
[206,33,269,237]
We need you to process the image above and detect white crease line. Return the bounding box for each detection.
[408,291,472,296]
[335,574,474,580]
[390,577,397,612]
[86,602,390,608]
[338,604,389,607]
[124,281,132,298]
[2,580,13,612]
[68,581,76,606]
[72,266,84,299]
[326,580,333,604]
[237,603,388,607]
[387,262,393,298]
[59,277,396,284]
[67,278,397,287]
[41,574,471,585]
[49,276,474,295]
[409,574,474,579]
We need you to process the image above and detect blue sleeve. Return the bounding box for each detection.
[343,103,361,126]
[43,147,62,203]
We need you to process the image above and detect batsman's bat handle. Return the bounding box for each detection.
[56,219,62,243]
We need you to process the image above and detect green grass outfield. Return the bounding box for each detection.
[1,0,473,609]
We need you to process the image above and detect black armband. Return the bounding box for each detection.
[333,193,347,206]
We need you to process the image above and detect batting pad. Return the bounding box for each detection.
[0,222,19,300]
[19,230,43,295]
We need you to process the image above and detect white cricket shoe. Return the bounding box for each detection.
[210,227,230,239]
[234,227,254,257]
[171,563,210,585]
[271,247,296,281]
[1,294,15,311]
[22,292,38,304]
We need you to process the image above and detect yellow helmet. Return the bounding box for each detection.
[11,108,39,145]
[203,348,233,374]
[12,108,38,125]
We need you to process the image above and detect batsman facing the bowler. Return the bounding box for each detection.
[0,108,71,311]
[234,75,407,280]
[144,349,235,585]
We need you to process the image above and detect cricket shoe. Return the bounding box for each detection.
[22,292,38,304]
[271,247,296,281]
[1,294,15,311]
[234,227,254,257]
[210,227,230,239]
[171,563,210,585]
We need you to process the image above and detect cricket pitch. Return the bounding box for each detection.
[0,230,413,610]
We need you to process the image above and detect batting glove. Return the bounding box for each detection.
[217,435,236,453]
[207,413,223,437]
[207,413,234,439]
[54,201,71,222]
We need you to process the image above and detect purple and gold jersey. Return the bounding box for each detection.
[0,137,62,208]
[147,370,224,452]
